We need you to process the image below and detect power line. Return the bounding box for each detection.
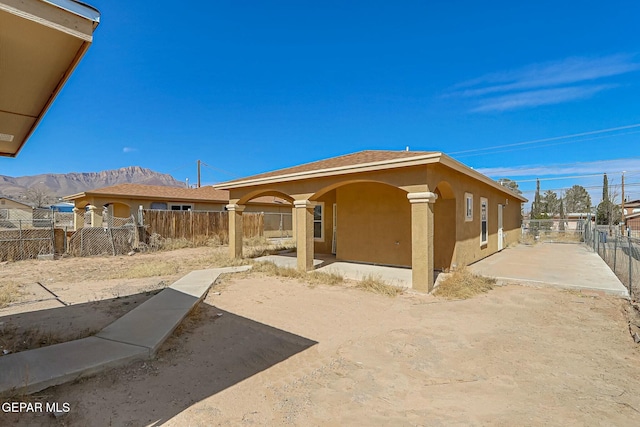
[480,158,640,176]
[456,130,640,158]
[511,170,640,183]
[449,123,640,156]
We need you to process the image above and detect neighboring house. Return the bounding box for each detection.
[625,212,640,237]
[215,150,527,292]
[0,197,33,221]
[623,199,640,216]
[63,183,291,229]
[0,0,100,157]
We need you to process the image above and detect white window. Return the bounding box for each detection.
[150,202,167,210]
[480,197,488,246]
[313,202,324,241]
[465,193,473,221]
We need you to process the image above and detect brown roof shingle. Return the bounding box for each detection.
[219,150,435,185]
[65,183,291,205]
[82,184,229,202]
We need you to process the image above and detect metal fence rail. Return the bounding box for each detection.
[67,215,137,257]
[521,219,585,243]
[583,218,639,300]
[0,219,55,261]
[263,212,293,238]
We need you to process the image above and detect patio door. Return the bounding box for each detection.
[498,204,504,251]
[332,203,337,254]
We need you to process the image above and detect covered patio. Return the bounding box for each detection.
[214,150,525,292]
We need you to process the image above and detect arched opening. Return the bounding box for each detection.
[237,189,294,205]
[434,181,456,271]
[312,180,411,266]
[105,202,131,219]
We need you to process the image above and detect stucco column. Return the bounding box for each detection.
[294,200,314,271]
[87,205,103,228]
[291,206,297,239]
[408,192,438,292]
[227,204,245,258]
[72,207,84,230]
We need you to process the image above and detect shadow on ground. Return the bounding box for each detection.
[0,291,158,355]
[3,301,317,426]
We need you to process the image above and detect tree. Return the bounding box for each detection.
[564,185,591,213]
[559,197,566,231]
[21,186,51,208]
[497,178,522,195]
[596,174,621,225]
[541,190,560,216]
[531,179,542,219]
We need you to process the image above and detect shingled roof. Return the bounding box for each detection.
[217,150,437,187]
[64,183,290,205]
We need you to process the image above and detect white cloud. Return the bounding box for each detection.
[477,158,640,178]
[122,147,137,153]
[471,84,614,112]
[449,53,640,112]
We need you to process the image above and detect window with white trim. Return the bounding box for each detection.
[313,202,324,241]
[465,193,473,221]
[480,197,488,246]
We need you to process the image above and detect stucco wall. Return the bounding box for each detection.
[335,182,412,267]
[314,190,336,254]
[0,199,31,211]
[428,163,522,268]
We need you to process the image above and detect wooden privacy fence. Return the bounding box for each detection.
[142,210,264,243]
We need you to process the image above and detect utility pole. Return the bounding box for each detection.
[197,160,201,188]
[621,171,626,223]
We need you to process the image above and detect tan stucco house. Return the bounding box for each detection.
[0,197,34,220]
[63,183,291,229]
[215,150,527,292]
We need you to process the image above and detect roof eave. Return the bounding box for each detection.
[438,154,528,202]
[214,153,443,190]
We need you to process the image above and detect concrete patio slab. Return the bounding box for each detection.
[468,243,628,297]
[254,254,412,288]
[0,337,147,395]
[315,261,412,288]
[254,254,324,269]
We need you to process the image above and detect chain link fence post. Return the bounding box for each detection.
[629,236,633,298]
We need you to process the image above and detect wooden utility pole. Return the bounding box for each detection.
[197,160,201,188]
[621,171,625,223]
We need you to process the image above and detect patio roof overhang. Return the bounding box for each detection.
[0,0,100,157]
[215,151,527,203]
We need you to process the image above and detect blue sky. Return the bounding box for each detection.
[2,0,639,206]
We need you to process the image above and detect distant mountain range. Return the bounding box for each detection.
[0,166,183,201]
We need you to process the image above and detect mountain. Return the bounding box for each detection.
[0,166,183,200]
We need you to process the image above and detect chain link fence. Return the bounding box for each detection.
[521,218,586,243]
[67,215,138,256]
[583,218,639,300]
[0,218,55,261]
[263,212,293,238]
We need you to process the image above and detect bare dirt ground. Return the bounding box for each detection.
[2,247,640,426]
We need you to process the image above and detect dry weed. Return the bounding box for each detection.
[355,274,404,297]
[434,267,495,300]
[0,325,99,355]
[250,261,344,286]
[0,281,22,308]
[108,260,181,279]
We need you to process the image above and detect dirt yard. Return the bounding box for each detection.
[2,247,640,426]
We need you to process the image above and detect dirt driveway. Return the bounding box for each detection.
[3,257,640,426]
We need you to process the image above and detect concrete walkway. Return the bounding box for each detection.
[0,266,250,396]
[468,243,628,297]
